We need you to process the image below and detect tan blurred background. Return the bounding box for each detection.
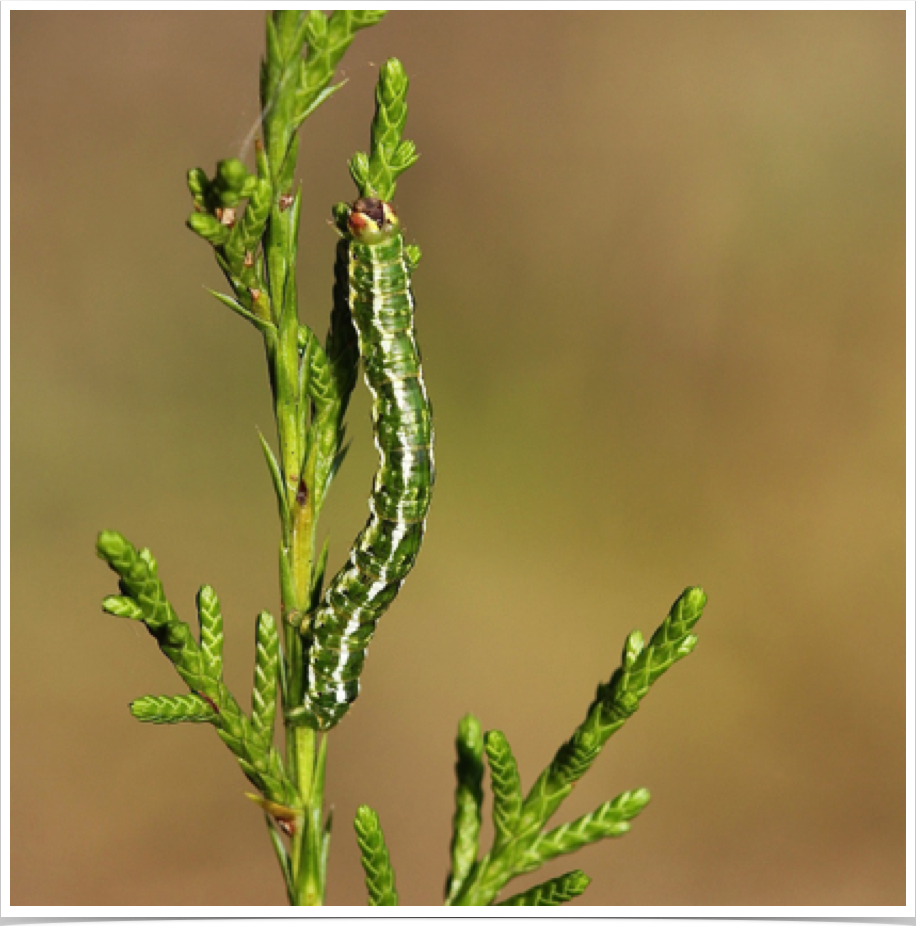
[11,10,905,908]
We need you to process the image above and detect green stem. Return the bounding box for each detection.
[280,500,325,904]
[451,850,512,906]
[288,727,317,902]
[263,17,323,900]
[259,11,390,905]
[277,387,324,904]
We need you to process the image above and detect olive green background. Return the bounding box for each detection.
[11,10,905,907]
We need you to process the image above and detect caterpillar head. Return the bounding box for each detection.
[346,197,400,244]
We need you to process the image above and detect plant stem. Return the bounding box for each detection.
[262,17,322,899]
[288,727,317,902]
[277,332,324,905]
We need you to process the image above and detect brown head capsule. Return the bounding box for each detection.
[347,197,400,244]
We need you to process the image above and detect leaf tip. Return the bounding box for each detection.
[628,787,652,812]
[457,713,483,751]
[682,585,707,613]
[96,529,127,561]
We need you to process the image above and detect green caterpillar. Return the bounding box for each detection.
[304,197,434,729]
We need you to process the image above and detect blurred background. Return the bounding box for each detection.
[11,10,905,908]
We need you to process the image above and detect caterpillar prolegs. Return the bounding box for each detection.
[303,197,434,729]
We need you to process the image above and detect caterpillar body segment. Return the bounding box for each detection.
[304,197,434,729]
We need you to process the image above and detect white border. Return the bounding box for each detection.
[3,0,14,919]
[2,2,915,11]
[905,0,915,919]
[1,2,912,919]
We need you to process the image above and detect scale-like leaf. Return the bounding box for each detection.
[197,585,224,681]
[97,531,298,808]
[130,693,216,725]
[520,789,651,872]
[498,870,591,906]
[348,57,417,201]
[354,806,399,906]
[446,714,485,902]
[252,611,280,741]
[102,595,143,620]
[485,731,523,847]
[523,587,706,830]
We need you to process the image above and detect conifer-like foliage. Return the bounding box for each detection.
[96,10,707,906]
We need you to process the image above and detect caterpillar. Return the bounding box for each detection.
[303,196,434,729]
